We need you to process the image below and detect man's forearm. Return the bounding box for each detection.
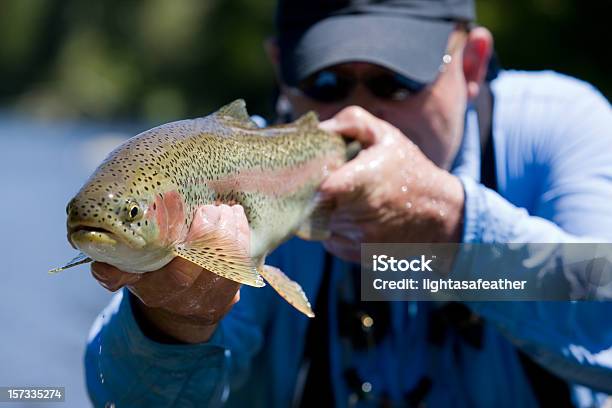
[86,290,232,407]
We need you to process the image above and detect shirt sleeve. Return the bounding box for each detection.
[85,281,270,407]
[457,75,612,393]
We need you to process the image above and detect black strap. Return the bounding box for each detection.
[479,118,497,192]
[298,252,334,408]
[478,89,574,408]
[477,81,497,192]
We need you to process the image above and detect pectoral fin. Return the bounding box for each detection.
[259,264,314,318]
[49,252,92,274]
[174,229,264,288]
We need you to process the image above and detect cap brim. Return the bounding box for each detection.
[280,14,454,86]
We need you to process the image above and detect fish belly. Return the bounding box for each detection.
[247,191,315,260]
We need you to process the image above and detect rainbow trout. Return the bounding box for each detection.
[51,100,355,317]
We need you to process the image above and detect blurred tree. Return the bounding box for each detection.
[0,0,277,122]
[0,0,608,124]
[477,0,611,99]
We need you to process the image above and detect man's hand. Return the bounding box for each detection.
[90,204,245,344]
[319,106,465,262]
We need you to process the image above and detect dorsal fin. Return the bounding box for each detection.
[294,111,319,129]
[216,99,258,129]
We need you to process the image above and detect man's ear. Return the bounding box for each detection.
[462,27,493,100]
[264,37,283,83]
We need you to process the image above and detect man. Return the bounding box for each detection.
[86,0,612,407]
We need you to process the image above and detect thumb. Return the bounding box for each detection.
[91,262,141,291]
[319,106,388,147]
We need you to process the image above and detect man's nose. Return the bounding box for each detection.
[344,84,386,120]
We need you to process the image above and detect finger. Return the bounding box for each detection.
[231,288,241,306]
[216,204,249,256]
[91,262,141,292]
[217,204,233,230]
[327,215,367,240]
[323,233,361,263]
[162,269,240,321]
[128,257,203,307]
[319,106,389,146]
[187,204,221,244]
[232,205,251,255]
[202,204,221,226]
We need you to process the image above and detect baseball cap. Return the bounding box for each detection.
[276,0,475,86]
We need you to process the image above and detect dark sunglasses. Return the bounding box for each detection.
[296,69,426,103]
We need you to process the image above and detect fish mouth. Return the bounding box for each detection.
[73,225,113,234]
[70,228,118,247]
[68,222,146,248]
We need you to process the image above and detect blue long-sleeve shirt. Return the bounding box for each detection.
[85,70,612,407]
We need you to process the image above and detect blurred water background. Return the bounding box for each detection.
[0,0,609,406]
[0,114,142,406]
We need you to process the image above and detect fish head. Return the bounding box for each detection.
[65,158,177,273]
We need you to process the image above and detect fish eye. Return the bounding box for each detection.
[130,206,139,218]
[125,200,143,221]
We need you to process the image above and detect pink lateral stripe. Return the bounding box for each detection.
[207,155,342,197]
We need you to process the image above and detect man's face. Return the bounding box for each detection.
[280,35,469,170]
